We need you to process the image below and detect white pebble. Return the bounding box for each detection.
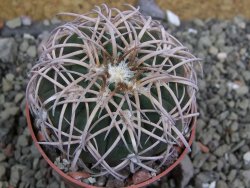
[217,52,227,62]
[243,151,250,165]
[166,10,180,26]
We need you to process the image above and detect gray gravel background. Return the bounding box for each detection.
[0,15,250,188]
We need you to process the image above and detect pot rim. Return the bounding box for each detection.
[26,103,196,188]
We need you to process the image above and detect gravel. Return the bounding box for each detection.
[6,17,22,29]
[0,38,17,63]
[0,12,250,188]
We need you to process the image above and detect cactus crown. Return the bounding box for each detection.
[27,4,199,181]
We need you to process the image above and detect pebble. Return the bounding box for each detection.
[17,135,28,147]
[14,93,24,103]
[137,0,165,20]
[236,85,249,96]
[47,181,60,188]
[216,180,228,188]
[26,45,37,57]
[132,170,152,184]
[217,52,227,62]
[21,16,32,26]
[228,153,238,166]
[230,122,239,132]
[166,10,181,26]
[105,178,124,188]
[214,145,230,157]
[6,17,21,29]
[0,153,6,163]
[0,38,17,63]
[97,176,106,186]
[232,179,244,188]
[10,165,26,187]
[227,169,237,182]
[36,179,47,188]
[2,78,13,92]
[193,153,209,168]
[202,181,216,188]
[199,36,212,47]
[243,151,250,165]
[180,156,194,187]
[241,170,250,185]
[19,40,29,52]
[209,46,219,55]
[43,20,50,26]
[0,165,6,179]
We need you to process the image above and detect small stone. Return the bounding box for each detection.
[21,16,32,26]
[0,38,17,63]
[232,179,244,188]
[36,179,47,188]
[242,70,250,81]
[137,0,165,20]
[17,135,28,147]
[32,158,39,170]
[87,177,96,184]
[166,10,180,26]
[14,93,24,103]
[106,178,124,188]
[243,151,250,165]
[50,17,62,25]
[217,52,227,62]
[214,145,230,157]
[199,36,212,48]
[202,181,216,188]
[6,17,21,28]
[227,169,237,182]
[5,73,14,81]
[193,153,209,168]
[97,176,106,186]
[2,78,13,92]
[19,40,29,52]
[23,33,35,40]
[47,181,59,188]
[43,20,50,26]
[191,141,201,157]
[3,144,13,157]
[236,85,249,96]
[216,180,228,188]
[60,182,66,188]
[209,46,219,55]
[188,28,198,34]
[180,156,194,187]
[230,122,239,132]
[238,99,249,110]
[0,165,6,179]
[241,170,250,185]
[0,181,9,188]
[132,170,152,184]
[228,153,238,166]
[27,45,37,58]
[10,165,26,187]
[0,153,6,162]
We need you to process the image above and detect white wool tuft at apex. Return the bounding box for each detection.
[108,61,134,85]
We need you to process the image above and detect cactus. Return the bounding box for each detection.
[26,5,200,181]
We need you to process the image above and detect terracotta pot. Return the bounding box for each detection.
[26,103,197,188]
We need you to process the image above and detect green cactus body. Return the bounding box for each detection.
[27,5,199,180]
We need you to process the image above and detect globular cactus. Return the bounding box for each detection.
[26,4,200,181]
